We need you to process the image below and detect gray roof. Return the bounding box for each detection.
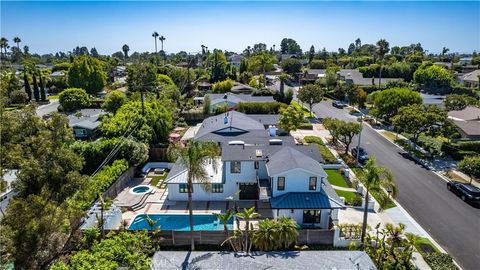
[196,130,289,145]
[448,106,480,121]
[195,111,266,140]
[231,82,256,93]
[67,109,105,130]
[462,69,480,83]
[266,146,327,176]
[152,251,377,270]
[248,114,280,126]
[209,93,274,106]
[306,69,402,86]
[451,120,480,136]
[270,192,344,209]
[222,144,321,162]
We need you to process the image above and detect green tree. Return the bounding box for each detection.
[213,210,235,250]
[121,44,129,65]
[203,94,211,114]
[59,88,91,112]
[39,73,47,101]
[281,58,302,74]
[100,100,173,145]
[391,104,447,146]
[250,53,276,85]
[278,104,305,132]
[68,56,107,95]
[338,121,362,154]
[358,158,398,242]
[280,38,301,54]
[278,72,290,96]
[444,94,479,111]
[102,90,127,113]
[297,84,324,116]
[212,79,234,93]
[32,73,40,102]
[413,64,454,94]
[376,39,390,87]
[50,231,152,270]
[169,140,220,250]
[369,87,422,120]
[127,63,157,92]
[156,74,175,86]
[459,156,480,185]
[308,45,315,63]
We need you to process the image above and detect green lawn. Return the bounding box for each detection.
[304,136,337,164]
[352,167,396,210]
[325,169,349,188]
[414,237,439,254]
[47,95,59,100]
[149,170,169,187]
[334,189,358,201]
[381,130,398,142]
[291,101,313,117]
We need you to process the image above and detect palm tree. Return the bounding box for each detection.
[377,39,390,88]
[376,39,390,88]
[0,37,8,58]
[236,206,260,253]
[122,44,130,65]
[13,37,21,49]
[251,219,278,251]
[213,210,236,251]
[278,72,290,96]
[256,53,275,87]
[152,31,159,54]
[358,157,397,242]
[159,35,166,52]
[170,140,220,250]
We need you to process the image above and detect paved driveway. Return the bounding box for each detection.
[312,101,480,270]
[36,99,59,116]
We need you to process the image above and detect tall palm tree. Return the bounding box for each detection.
[13,37,21,49]
[278,72,290,96]
[122,44,130,65]
[376,39,390,88]
[358,157,397,242]
[159,35,166,52]
[170,140,220,250]
[236,206,260,253]
[152,31,159,54]
[256,53,275,87]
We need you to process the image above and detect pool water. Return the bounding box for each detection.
[133,186,150,193]
[128,214,234,231]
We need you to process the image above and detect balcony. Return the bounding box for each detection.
[258,177,271,202]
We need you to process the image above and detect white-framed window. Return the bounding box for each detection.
[231,161,241,173]
[309,177,317,190]
[277,177,285,191]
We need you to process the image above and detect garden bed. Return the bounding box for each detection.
[352,168,396,210]
[304,136,337,164]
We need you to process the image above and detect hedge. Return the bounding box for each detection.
[442,141,480,160]
[237,102,286,114]
[298,123,313,130]
[304,136,338,164]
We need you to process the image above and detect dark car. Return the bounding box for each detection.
[332,100,347,108]
[351,147,369,164]
[447,181,480,202]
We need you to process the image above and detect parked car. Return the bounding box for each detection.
[447,181,480,202]
[351,147,369,164]
[332,100,347,108]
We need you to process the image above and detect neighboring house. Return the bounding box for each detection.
[448,106,480,140]
[0,170,18,217]
[50,71,66,78]
[166,111,344,228]
[67,109,106,139]
[208,93,275,111]
[231,82,256,94]
[304,69,402,86]
[228,54,244,68]
[459,57,473,66]
[461,69,480,87]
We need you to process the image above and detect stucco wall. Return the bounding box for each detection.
[271,169,325,197]
[274,209,330,229]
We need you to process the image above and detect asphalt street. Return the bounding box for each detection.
[312,101,480,270]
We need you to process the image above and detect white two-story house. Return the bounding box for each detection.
[166,111,344,228]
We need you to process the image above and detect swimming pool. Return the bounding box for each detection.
[128,214,234,231]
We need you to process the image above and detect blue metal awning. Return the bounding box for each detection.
[270,192,344,209]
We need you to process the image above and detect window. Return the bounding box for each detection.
[212,183,223,193]
[309,177,317,190]
[254,161,259,170]
[303,210,321,223]
[179,183,192,193]
[277,177,285,191]
[231,161,241,173]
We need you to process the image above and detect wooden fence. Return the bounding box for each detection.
[153,229,334,246]
[102,167,135,200]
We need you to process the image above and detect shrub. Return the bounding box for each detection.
[281,58,302,74]
[9,90,28,104]
[422,253,458,270]
[212,79,234,93]
[298,123,313,130]
[237,102,286,114]
[59,88,91,112]
[304,136,338,164]
[156,74,175,86]
[310,59,326,69]
[102,90,126,113]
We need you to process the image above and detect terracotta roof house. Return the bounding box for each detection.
[448,106,480,140]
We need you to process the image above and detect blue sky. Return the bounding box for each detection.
[1,1,479,55]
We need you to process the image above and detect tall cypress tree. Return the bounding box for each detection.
[32,73,40,102]
[39,74,46,101]
[23,72,32,101]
